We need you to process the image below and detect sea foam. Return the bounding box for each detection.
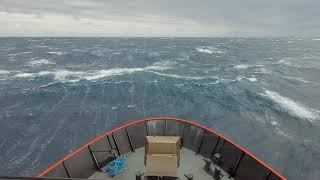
[246,77,258,82]
[262,90,319,121]
[234,64,249,70]
[27,59,55,67]
[196,47,225,54]
[46,51,65,55]
[12,61,173,82]
[0,70,11,75]
[196,48,213,54]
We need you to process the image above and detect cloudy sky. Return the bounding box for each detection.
[0,0,319,37]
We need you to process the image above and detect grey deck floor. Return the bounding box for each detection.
[89,148,233,180]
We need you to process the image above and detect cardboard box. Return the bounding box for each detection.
[145,154,178,177]
[146,136,180,154]
[145,136,180,167]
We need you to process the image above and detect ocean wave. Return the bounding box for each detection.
[261,90,320,121]
[196,46,225,54]
[246,77,258,82]
[46,51,65,55]
[312,39,320,41]
[145,60,174,71]
[234,64,249,69]
[12,61,173,82]
[233,64,263,70]
[196,47,213,54]
[0,70,11,75]
[148,71,213,80]
[17,69,212,82]
[270,120,292,138]
[27,59,55,67]
[40,68,145,82]
[272,59,291,65]
[15,73,34,78]
[284,76,310,83]
[8,52,31,56]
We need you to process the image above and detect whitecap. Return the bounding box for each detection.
[16,61,170,82]
[270,120,291,138]
[246,77,258,82]
[9,60,208,83]
[148,71,210,80]
[82,68,145,81]
[27,59,55,67]
[0,70,11,75]
[15,73,34,78]
[46,51,65,55]
[271,121,279,126]
[284,76,310,83]
[312,39,320,41]
[272,59,293,67]
[236,76,244,81]
[261,90,320,121]
[196,47,225,54]
[196,47,213,54]
[273,60,286,64]
[145,61,174,71]
[8,52,31,56]
[234,64,249,70]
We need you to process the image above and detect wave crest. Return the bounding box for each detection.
[12,61,173,82]
[27,59,55,67]
[262,90,320,121]
[196,46,225,54]
[0,70,11,75]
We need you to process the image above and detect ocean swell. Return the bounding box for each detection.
[261,90,320,121]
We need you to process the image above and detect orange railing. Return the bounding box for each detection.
[37,117,286,179]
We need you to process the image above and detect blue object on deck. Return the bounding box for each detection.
[105,155,127,176]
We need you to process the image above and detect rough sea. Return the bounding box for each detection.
[0,37,320,179]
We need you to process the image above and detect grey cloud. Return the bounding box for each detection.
[0,0,319,36]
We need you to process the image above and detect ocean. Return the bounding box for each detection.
[0,37,320,179]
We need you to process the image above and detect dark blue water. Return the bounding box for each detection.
[0,37,320,179]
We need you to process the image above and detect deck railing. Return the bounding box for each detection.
[36,117,286,180]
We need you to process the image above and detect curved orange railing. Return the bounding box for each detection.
[37,117,286,179]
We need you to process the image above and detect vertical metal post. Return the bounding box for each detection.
[218,140,225,154]
[196,130,206,154]
[164,120,167,135]
[106,135,117,158]
[210,137,220,159]
[88,145,101,171]
[112,133,121,155]
[106,135,112,148]
[62,161,71,178]
[145,121,149,136]
[265,170,272,180]
[230,151,244,177]
[125,128,135,152]
[180,123,186,148]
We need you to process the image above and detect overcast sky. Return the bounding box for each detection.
[0,0,319,37]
